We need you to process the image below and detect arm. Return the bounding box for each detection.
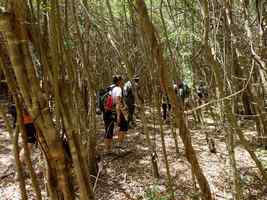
[115,96,122,122]
[113,86,123,122]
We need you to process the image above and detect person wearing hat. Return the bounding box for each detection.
[123,76,139,128]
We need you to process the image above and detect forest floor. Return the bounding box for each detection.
[0,111,267,200]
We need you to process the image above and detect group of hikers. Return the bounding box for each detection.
[6,75,209,160]
[97,75,139,154]
[161,79,190,122]
[97,75,209,154]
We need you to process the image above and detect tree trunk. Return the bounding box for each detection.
[0,5,76,200]
[199,0,267,183]
[133,1,213,199]
[138,88,160,179]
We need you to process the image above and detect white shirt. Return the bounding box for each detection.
[110,86,122,103]
[123,81,132,96]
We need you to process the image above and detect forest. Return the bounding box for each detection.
[0,0,267,199]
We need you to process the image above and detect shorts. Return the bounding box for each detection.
[103,111,128,139]
[118,112,128,132]
[24,123,37,144]
[162,103,171,111]
[103,111,115,139]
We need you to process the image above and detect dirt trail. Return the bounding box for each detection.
[0,116,267,199]
[0,118,19,200]
[94,116,267,200]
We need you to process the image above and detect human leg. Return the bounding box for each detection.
[128,104,136,128]
[117,113,128,146]
[103,112,115,152]
[128,104,133,123]
[20,143,33,164]
[162,103,167,120]
[20,123,37,163]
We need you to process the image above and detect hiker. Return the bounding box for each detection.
[161,83,175,122]
[8,105,37,164]
[19,108,37,164]
[123,76,139,128]
[162,93,171,122]
[103,75,128,153]
[176,79,190,103]
[11,107,39,179]
[8,103,16,128]
[196,81,208,104]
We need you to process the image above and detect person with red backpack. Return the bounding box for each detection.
[19,108,37,164]
[103,75,128,154]
[12,107,38,180]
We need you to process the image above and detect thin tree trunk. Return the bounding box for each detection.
[138,91,160,179]
[13,127,28,200]
[133,1,213,199]
[0,106,28,200]
[223,1,243,198]
[16,99,43,200]
[0,5,75,200]
[199,0,267,183]
[156,94,175,200]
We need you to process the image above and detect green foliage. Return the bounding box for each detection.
[39,1,51,12]
[63,36,76,49]
[241,173,255,185]
[255,148,267,168]
[189,191,200,200]
[143,185,172,200]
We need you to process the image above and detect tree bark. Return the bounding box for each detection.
[133,1,213,199]
[0,5,75,200]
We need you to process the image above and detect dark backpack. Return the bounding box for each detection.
[124,82,134,105]
[197,85,208,99]
[178,82,190,100]
[96,85,115,115]
[8,104,17,128]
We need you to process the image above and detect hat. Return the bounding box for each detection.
[132,75,139,80]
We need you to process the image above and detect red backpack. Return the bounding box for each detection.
[104,94,113,111]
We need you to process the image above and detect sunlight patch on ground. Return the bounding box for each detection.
[0,184,21,200]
